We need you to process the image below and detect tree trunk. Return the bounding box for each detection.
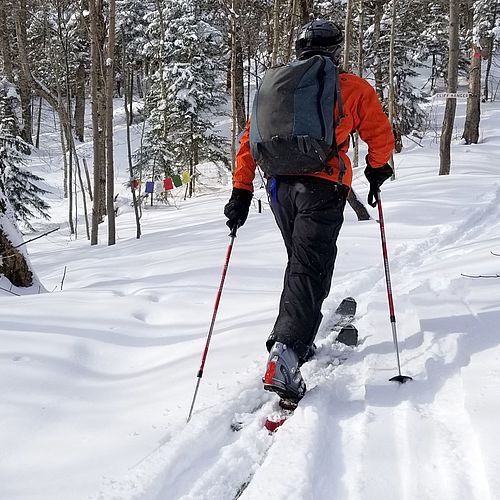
[122,26,141,239]
[344,0,354,70]
[230,0,238,172]
[74,61,86,142]
[372,0,384,102]
[35,97,43,148]
[353,0,365,169]
[482,0,497,102]
[105,0,116,246]
[235,39,246,131]
[271,0,280,65]
[83,158,93,201]
[56,2,76,233]
[439,0,460,176]
[462,44,481,144]
[0,231,33,288]
[128,66,134,125]
[284,0,299,63]
[0,188,33,288]
[0,2,14,82]
[76,156,90,240]
[75,1,89,141]
[387,0,399,170]
[14,0,32,145]
[89,0,107,245]
[483,35,494,101]
[299,0,314,23]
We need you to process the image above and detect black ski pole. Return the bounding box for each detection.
[376,193,412,384]
[187,225,238,422]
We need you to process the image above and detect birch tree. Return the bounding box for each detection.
[439,0,460,176]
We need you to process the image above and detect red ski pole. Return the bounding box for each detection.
[187,225,238,422]
[376,193,412,384]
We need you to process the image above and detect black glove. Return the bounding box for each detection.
[224,188,253,230]
[364,161,393,207]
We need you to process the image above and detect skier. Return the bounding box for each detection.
[224,19,395,406]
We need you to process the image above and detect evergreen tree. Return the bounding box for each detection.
[362,0,433,138]
[135,0,228,196]
[420,0,449,91]
[0,82,50,230]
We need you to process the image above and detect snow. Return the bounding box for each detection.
[2,95,500,500]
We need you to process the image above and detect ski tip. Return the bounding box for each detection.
[336,324,358,347]
[335,297,357,317]
[264,417,287,432]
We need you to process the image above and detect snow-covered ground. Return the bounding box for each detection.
[1,96,500,500]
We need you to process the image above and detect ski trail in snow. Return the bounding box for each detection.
[345,292,493,500]
[94,382,273,500]
[94,307,357,500]
[389,379,490,500]
[292,182,500,500]
[178,333,359,499]
[163,402,275,500]
[95,180,500,500]
[390,183,500,274]
[231,342,363,500]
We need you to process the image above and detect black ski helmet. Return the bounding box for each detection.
[295,19,343,62]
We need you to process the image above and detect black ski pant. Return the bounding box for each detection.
[266,176,347,362]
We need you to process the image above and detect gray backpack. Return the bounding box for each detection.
[249,55,345,181]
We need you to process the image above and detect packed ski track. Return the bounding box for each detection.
[93,156,500,498]
[2,101,500,500]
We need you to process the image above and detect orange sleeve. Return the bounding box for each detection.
[233,120,257,192]
[356,83,394,168]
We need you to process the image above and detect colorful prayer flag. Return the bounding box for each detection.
[155,180,164,192]
[172,174,182,188]
[145,181,154,194]
[133,179,139,189]
[181,171,191,184]
[164,178,173,190]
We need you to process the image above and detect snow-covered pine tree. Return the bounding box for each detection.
[136,0,228,198]
[419,1,449,92]
[117,0,150,106]
[360,0,439,147]
[0,82,50,230]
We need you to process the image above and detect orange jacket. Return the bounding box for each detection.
[233,72,394,192]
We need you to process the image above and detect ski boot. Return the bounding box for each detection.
[263,342,306,410]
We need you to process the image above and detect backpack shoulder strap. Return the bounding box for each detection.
[326,65,347,184]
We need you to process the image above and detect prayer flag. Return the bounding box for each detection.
[164,178,173,190]
[172,174,182,188]
[181,171,191,184]
[145,181,154,194]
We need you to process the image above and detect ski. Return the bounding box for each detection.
[230,297,357,433]
[264,297,358,432]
